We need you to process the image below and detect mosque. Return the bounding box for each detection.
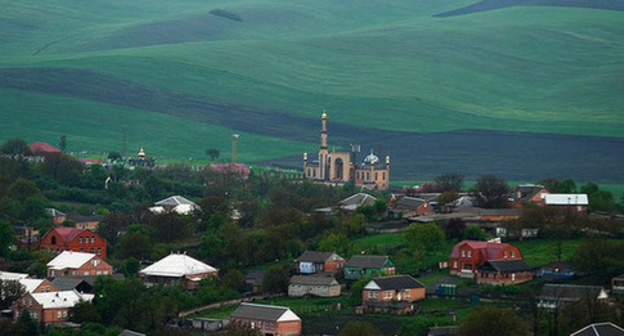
[303,111,390,190]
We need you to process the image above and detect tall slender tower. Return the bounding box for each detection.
[319,110,328,180]
[232,134,239,163]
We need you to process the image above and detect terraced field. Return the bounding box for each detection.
[1,0,623,181]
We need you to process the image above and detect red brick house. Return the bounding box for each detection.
[28,142,61,155]
[230,303,301,336]
[45,208,67,225]
[476,260,533,285]
[13,290,94,327]
[510,184,549,208]
[449,240,523,278]
[362,275,425,314]
[46,251,113,279]
[295,250,345,274]
[39,226,107,258]
[20,279,58,293]
[139,253,218,289]
[395,196,434,216]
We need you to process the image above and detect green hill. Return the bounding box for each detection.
[1,0,623,180]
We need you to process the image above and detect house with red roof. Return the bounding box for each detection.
[28,142,61,155]
[39,227,107,258]
[449,240,522,278]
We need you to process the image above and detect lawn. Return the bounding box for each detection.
[1,0,623,182]
[512,239,583,267]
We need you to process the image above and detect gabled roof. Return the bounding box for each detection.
[478,260,531,273]
[512,184,548,202]
[364,275,424,290]
[52,277,94,291]
[0,271,29,281]
[544,194,588,206]
[47,251,96,270]
[539,284,608,302]
[346,255,392,269]
[297,250,343,263]
[140,253,217,278]
[118,330,146,336]
[571,322,624,336]
[290,275,338,286]
[19,279,46,293]
[29,142,61,154]
[396,196,427,208]
[340,193,377,207]
[30,290,93,309]
[48,226,85,243]
[450,240,519,260]
[230,303,300,322]
[155,195,195,207]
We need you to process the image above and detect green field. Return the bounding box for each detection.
[1,0,623,180]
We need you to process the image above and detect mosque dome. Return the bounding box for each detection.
[363,153,380,165]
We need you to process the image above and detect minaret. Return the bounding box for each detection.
[232,134,239,163]
[369,149,375,186]
[385,155,391,189]
[303,152,308,177]
[319,110,328,180]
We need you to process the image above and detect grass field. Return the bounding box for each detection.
[1,0,623,181]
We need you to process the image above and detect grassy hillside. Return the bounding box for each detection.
[1,0,623,180]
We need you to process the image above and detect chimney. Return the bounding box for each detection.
[232,134,240,163]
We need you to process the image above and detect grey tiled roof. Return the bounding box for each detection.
[346,255,390,268]
[230,303,289,321]
[571,322,624,336]
[297,250,334,263]
[478,259,531,273]
[370,275,424,290]
[290,275,337,286]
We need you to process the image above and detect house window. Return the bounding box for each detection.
[57,311,62,319]
[384,291,393,299]
[503,251,508,259]
[51,236,56,245]
[84,271,90,276]
[461,250,466,257]
[80,248,84,252]
[32,312,37,319]
[453,261,457,268]
[511,251,516,258]
[91,236,95,243]
[404,289,411,298]
[97,247,102,255]
[90,248,95,253]
[79,237,83,243]
[467,251,472,257]
[383,172,386,179]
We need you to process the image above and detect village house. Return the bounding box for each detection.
[314,193,377,214]
[47,251,113,279]
[361,275,425,314]
[535,260,576,279]
[230,303,301,336]
[19,279,58,294]
[449,240,523,278]
[288,275,341,298]
[394,196,434,216]
[612,273,624,295]
[68,213,103,231]
[149,195,199,215]
[51,275,122,294]
[45,208,67,225]
[139,253,217,289]
[28,142,61,155]
[13,290,94,326]
[39,226,108,258]
[295,250,345,275]
[476,259,533,285]
[537,284,609,310]
[571,322,624,336]
[207,163,251,179]
[344,255,395,280]
[543,194,589,213]
[245,270,264,294]
[509,184,549,208]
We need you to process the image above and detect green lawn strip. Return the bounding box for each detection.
[512,239,582,267]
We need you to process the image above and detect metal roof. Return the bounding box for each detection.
[365,275,424,290]
[544,194,588,205]
[230,303,300,322]
[290,275,338,286]
[47,251,97,270]
[140,253,217,278]
[346,255,392,269]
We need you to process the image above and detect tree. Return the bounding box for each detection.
[0,221,16,258]
[460,308,529,336]
[434,173,464,192]
[463,225,486,241]
[338,321,381,336]
[58,135,67,152]
[0,138,31,156]
[221,269,246,293]
[444,218,466,239]
[70,301,101,324]
[572,237,624,283]
[205,148,220,161]
[405,222,445,253]
[471,175,510,209]
[348,278,369,307]
[261,265,290,294]
[7,178,42,202]
[108,151,122,161]
[0,279,25,310]
[121,257,141,278]
[148,213,191,244]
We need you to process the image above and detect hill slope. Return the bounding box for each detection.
[1,0,623,181]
